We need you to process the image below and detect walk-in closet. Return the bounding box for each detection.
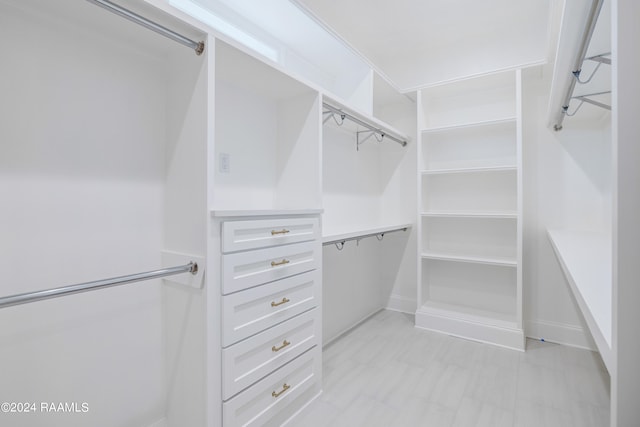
[0,0,637,426]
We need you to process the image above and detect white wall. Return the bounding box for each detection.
[522,66,611,350]
[375,99,418,312]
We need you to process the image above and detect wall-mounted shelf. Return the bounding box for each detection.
[323,223,411,246]
[322,95,410,148]
[547,229,612,371]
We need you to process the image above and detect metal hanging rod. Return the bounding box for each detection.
[86,0,205,55]
[323,227,408,248]
[554,0,605,131]
[0,262,198,310]
[322,102,408,147]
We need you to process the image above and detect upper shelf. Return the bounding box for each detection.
[547,229,612,372]
[322,94,410,147]
[322,223,412,245]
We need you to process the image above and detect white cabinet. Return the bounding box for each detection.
[416,70,524,350]
[216,213,322,426]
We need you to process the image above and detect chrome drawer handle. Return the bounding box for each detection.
[271,229,290,235]
[271,297,290,307]
[271,259,290,267]
[272,383,290,398]
[272,340,291,352]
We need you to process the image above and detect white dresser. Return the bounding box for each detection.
[215,212,323,426]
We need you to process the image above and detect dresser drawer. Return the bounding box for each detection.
[223,348,320,427]
[222,309,319,400]
[222,270,319,346]
[222,218,319,253]
[222,241,319,294]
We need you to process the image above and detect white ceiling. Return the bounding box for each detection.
[292,0,553,92]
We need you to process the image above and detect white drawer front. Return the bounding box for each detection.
[223,349,320,427]
[222,270,319,346]
[223,309,319,400]
[222,241,319,295]
[222,218,319,253]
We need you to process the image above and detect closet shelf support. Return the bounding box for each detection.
[86,0,205,55]
[0,262,198,310]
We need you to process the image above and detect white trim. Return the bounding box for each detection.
[402,59,547,93]
[386,294,417,314]
[526,319,597,351]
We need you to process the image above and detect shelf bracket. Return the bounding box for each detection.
[565,90,612,116]
[356,130,384,151]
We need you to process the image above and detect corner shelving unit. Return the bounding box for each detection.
[416,70,524,350]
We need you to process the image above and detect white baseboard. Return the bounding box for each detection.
[526,319,596,351]
[385,294,417,314]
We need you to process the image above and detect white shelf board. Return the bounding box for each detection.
[322,93,410,144]
[211,209,323,218]
[421,252,517,267]
[421,211,518,219]
[322,223,412,244]
[418,300,518,330]
[421,165,517,175]
[547,229,612,370]
[420,117,517,134]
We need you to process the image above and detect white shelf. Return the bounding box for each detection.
[323,223,412,245]
[421,211,517,219]
[421,165,517,175]
[418,301,518,330]
[421,252,517,267]
[322,94,410,145]
[211,209,323,218]
[547,229,612,370]
[420,117,517,134]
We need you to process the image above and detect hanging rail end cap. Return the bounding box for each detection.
[188,262,199,274]
[195,41,205,56]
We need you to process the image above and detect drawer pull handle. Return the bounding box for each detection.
[272,383,290,398]
[271,297,290,307]
[271,259,290,267]
[272,340,291,352]
[271,229,290,235]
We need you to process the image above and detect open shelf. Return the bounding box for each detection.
[323,94,410,146]
[422,215,517,265]
[417,300,518,330]
[419,71,516,129]
[421,118,517,172]
[322,223,412,245]
[547,229,612,370]
[421,169,517,213]
[421,165,517,175]
[213,40,322,212]
[421,211,518,219]
[421,252,517,267]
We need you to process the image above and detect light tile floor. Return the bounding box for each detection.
[291,310,610,427]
